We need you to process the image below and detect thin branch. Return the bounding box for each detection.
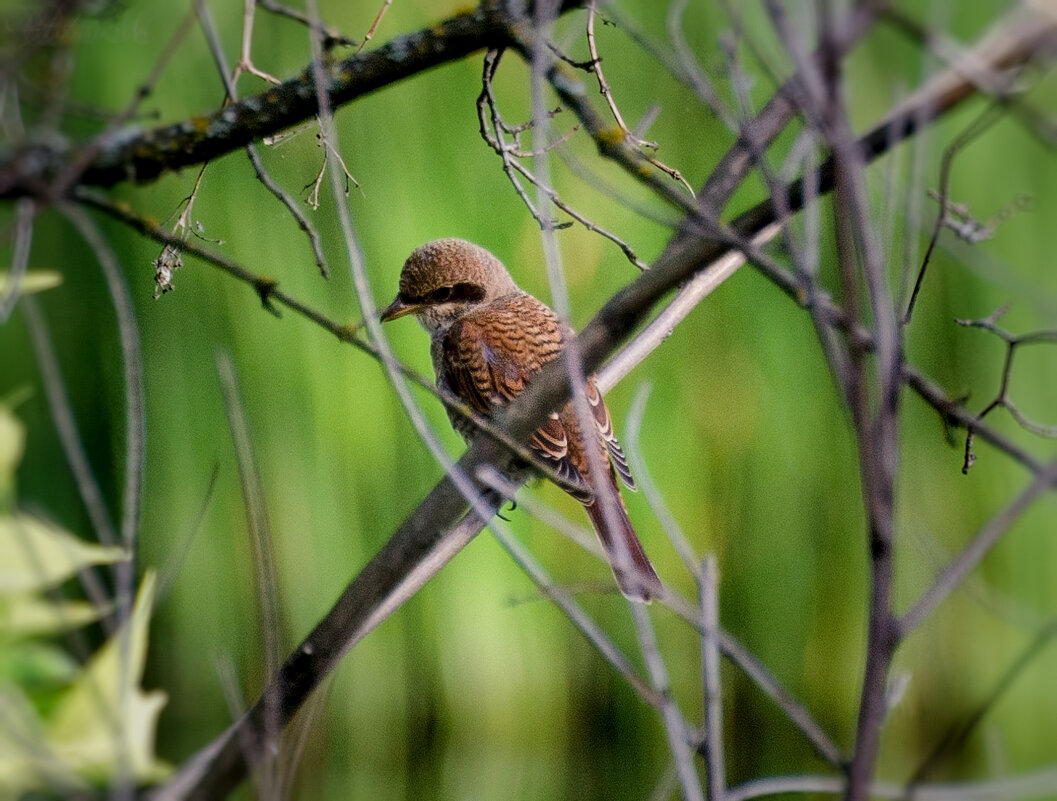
[0,197,34,323]
[234,0,282,87]
[700,557,726,801]
[727,769,1057,801]
[215,351,285,798]
[622,382,701,579]
[907,619,1057,790]
[585,0,694,195]
[903,101,1007,325]
[957,313,1057,471]
[195,0,329,277]
[477,49,647,267]
[256,0,357,49]
[58,204,145,635]
[899,461,1057,637]
[355,0,393,54]
[632,602,706,801]
[902,364,1043,475]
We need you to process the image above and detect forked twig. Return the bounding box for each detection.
[586,0,694,195]
[196,0,329,276]
[477,49,648,267]
[903,101,1007,324]
[957,310,1057,472]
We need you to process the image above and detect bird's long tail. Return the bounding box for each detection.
[585,498,663,603]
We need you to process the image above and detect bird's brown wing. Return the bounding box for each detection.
[442,297,592,500]
[584,379,636,491]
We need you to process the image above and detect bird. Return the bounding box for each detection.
[380,238,662,602]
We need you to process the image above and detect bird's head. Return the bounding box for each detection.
[380,239,519,335]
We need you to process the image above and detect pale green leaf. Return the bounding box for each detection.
[0,592,106,639]
[46,571,171,784]
[0,684,90,797]
[0,640,79,688]
[0,270,63,294]
[0,405,25,508]
[0,513,128,594]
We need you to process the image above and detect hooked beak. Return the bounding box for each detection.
[380,295,422,322]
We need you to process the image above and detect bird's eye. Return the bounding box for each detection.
[429,286,452,302]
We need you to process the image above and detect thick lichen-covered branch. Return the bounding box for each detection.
[0,4,509,197]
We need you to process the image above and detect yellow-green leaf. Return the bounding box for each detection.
[0,684,90,797]
[0,405,25,507]
[0,640,78,689]
[0,593,106,639]
[0,270,63,294]
[45,571,170,785]
[0,513,128,595]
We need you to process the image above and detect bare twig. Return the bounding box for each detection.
[585,0,694,195]
[899,461,1057,637]
[256,0,356,49]
[215,351,285,798]
[726,768,1057,801]
[622,383,701,578]
[903,101,1007,324]
[957,312,1057,470]
[700,557,725,801]
[154,165,208,298]
[355,0,393,54]
[234,0,282,87]
[768,3,904,797]
[58,205,145,632]
[196,0,329,277]
[477,49,647,267]
[631,602,706,801]
[902,363,1043,475]
[0,197,34,323]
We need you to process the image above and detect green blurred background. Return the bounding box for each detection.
[2,0,1056,798]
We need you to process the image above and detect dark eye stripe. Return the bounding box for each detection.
[411,282,486,304]
[450,282,486,302]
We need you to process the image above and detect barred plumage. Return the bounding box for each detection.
[381,238,661,602]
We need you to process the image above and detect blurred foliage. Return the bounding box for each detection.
[0,402,168,796]
[1,0,1056,799]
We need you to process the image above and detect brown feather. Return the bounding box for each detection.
[385,239,660,601]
